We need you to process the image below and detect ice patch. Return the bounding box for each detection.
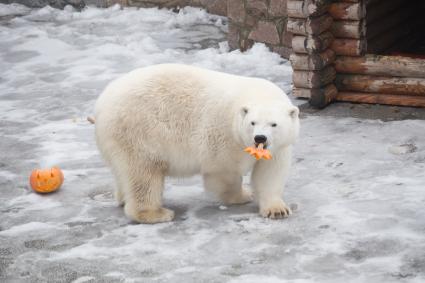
[71,276,96,283]
[6,193,62,211]
[0,170,16,181]
[0,221,62,236]
[228,274,289,283]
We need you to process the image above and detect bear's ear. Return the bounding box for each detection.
[241,107,249,117]
[289,107,299,119]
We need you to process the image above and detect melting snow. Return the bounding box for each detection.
[0,3,425,283]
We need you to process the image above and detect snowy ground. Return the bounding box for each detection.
[1,4,425,283]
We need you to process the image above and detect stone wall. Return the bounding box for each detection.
[227,0,291,59]
[0,0,226,14]
[128,0,227,16]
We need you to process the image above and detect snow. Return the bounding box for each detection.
[1,3,425,283]
[0,3,31,17]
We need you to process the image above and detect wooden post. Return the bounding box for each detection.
[287,0,337,108]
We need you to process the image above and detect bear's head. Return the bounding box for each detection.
[236,100,300,152]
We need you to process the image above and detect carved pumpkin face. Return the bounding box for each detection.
[29,167,64,193]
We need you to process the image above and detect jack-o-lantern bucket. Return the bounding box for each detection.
[29,167,64,193]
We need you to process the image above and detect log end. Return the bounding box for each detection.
[308,84,338,108]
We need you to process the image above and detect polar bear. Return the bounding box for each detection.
[94,64,300,224]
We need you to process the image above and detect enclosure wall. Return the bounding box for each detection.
[227,0,292,59]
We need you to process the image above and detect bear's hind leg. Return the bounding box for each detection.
[112,164,127,206]
[114,187,125,207]
[203,172,252,205]
[105,151,128,207]
[123,162,174,224]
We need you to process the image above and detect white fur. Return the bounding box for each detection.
[94,64,299,223]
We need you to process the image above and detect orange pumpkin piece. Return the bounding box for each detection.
[29,167,64,193]
[244,143,272,160]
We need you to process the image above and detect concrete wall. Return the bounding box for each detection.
[227,0,291,58]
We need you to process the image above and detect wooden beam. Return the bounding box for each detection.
[328,2,365,21]
[293,87,311,98]
[293,66,336,88]
[335,74,425,96]
[331,20,364,39]
[335,55,425,78]
[331,38,366,56]
[287,0,331,19]
[336,92,425,107]
[287,14,333,36]
[290,49,335,71]
[291,32,334,54]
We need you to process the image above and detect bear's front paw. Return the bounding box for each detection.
[125,205,175,224]
[260,199,292,219]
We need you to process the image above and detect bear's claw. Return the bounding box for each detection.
[260,200,292,219]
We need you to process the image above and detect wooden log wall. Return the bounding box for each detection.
[287,0,368,108]
[331,0,425,107]
[288,0,425,108]
[334,55,425,107]
[329,0,366,56]
[288,0,337,108]
[330,0,425,107]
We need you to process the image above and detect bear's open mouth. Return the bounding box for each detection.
[255,143,268,149]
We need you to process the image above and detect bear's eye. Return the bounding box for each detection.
[251,121,255,126]
[271,123,277,127]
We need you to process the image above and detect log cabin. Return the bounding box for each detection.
[287,0,425,108]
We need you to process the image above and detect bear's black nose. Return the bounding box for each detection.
[254,135,267,144]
